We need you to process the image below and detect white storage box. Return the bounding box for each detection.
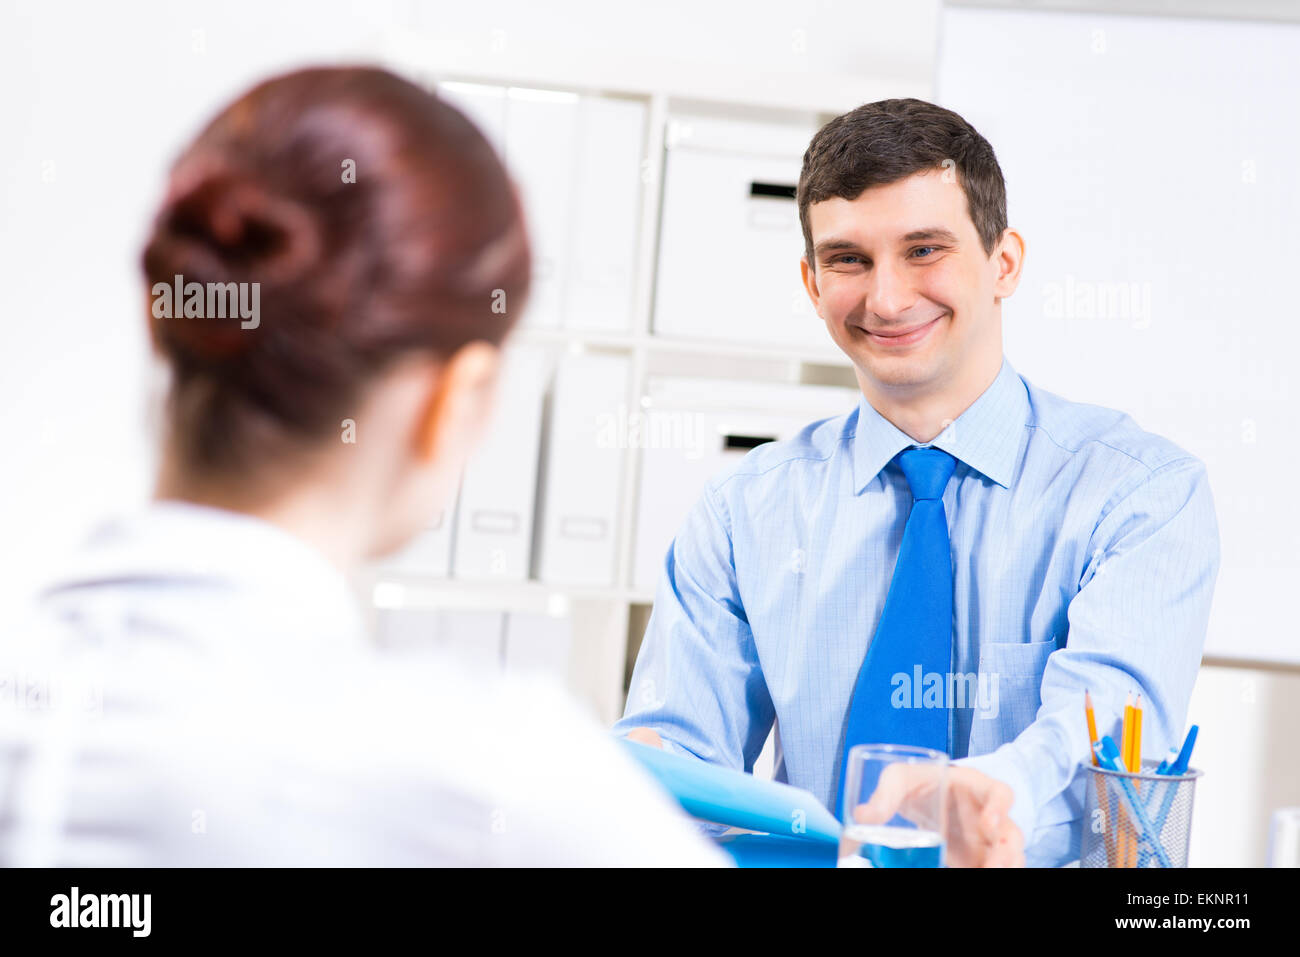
[503,611,573,684]
[438,83,644,334]
[453,346,550,581]
[536,352,631,586]
[653,114,828,351]
[633,377,859,590]
[380,486,460,579]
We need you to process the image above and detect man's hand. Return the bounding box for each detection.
[852,763,1024,867]
[625,727,664,749]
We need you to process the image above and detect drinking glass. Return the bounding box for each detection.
[837,743,947,868]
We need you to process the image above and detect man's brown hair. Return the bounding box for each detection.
[797,98,1007,266]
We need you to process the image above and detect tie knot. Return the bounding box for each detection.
[898,447,956,501]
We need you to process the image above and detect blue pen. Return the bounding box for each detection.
[1139,726,1200,867]
[1154,746,1179,777]
[1138,766,1177,868]
[1146,746,1179,816]
[1150,726,1199,832]
[1168,725,1199,775]
[1094,736,1173,868]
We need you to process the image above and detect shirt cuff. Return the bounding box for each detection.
[655,735,699,761]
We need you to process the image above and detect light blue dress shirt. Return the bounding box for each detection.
[615,354,1220,866]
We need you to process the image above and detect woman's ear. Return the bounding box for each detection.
[414,340,502,465]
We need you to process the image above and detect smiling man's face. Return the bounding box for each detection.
[801,169,1020,404]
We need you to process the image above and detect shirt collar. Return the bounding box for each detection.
[852,354,1028,494]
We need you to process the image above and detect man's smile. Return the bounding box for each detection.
[856,313,945,348]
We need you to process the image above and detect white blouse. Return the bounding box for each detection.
[0,502,725,866]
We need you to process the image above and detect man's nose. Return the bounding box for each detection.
[864,260,916,320]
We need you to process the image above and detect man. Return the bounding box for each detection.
[615,98,1220,867]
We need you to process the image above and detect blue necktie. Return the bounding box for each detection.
[835,446,957,819]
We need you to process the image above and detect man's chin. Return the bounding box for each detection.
[855,351,941,390]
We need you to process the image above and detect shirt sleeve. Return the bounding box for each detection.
[954,456,1221,855]
[612,481,775,774]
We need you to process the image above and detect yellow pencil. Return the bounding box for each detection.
[1121,692,1134,770]
[1130,695,1145,867]
[1132,694,1143,773]
[1085,690,1099,764]
[1085,691,1113,865]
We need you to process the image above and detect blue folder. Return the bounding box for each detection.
[714,832,839,867]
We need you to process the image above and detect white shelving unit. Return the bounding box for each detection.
[358,54,901,724]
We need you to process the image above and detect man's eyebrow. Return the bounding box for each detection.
[812,238,860,255]
[813,228,960,256]
[901,227,960,244]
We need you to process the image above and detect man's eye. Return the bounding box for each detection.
[831,255,863,265]
[911,246,940,259]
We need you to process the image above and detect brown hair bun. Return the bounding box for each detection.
[139,66,531,475]
[144,166,322,365]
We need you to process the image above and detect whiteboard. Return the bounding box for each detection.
[937,6,1300,665]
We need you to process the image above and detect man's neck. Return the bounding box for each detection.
[858,355,1002,444]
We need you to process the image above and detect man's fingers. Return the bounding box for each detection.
[985,820,1025,868]
[854,763,941,827]
[853,763,913,825]
[975,776,1014,837]
[624,727,664,749]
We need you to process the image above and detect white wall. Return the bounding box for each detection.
[1187,664,1300,866]
[938,3,1300,667]
[936,1,1300,865]
[0,0,936,609]
[0,0,410,609]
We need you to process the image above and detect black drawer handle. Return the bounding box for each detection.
[749,182,796,200]
[724,433,776,450]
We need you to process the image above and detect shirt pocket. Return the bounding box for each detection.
[966,637,1058,757]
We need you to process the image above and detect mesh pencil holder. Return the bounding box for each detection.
[1081,760,1202,868]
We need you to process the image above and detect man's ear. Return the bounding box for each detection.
[800,255,822,314]
[992,227,1026,303]
[414,340,501,464]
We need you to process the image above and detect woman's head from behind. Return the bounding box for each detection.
[142,67,529,564]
